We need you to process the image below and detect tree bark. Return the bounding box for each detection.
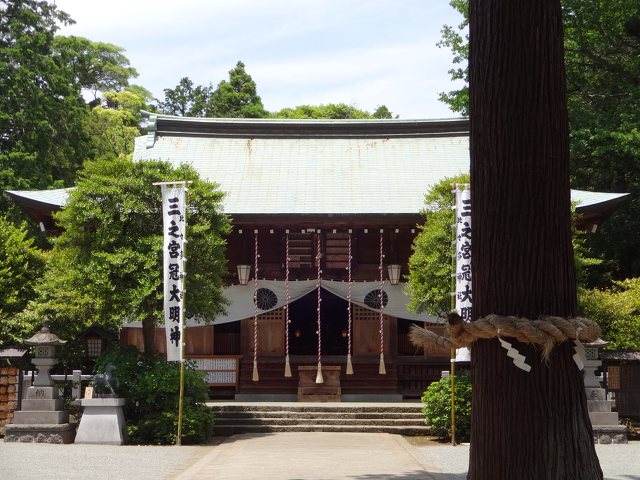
[469,1,602,478]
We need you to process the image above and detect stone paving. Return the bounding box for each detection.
[1,433,639,479]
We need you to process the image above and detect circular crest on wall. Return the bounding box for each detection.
[364,289,389,309]
[255,288,278,311]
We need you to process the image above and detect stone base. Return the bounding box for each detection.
[589,411,619,426]
[593,425,628,444]
[4,423,75,444]
[75,398,126,445]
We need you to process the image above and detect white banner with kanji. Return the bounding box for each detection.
[454,185,472,362]
[162,184,186,361]
[455,186,472,320]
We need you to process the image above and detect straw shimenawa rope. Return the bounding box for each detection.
[409,312,601,360]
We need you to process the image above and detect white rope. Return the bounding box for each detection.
[252,231,259,382]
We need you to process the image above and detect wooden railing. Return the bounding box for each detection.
[187,355,241,387]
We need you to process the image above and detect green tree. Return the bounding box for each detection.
[407,174,469,317]
[52,35,138,105]
[438,0,640,283]
[372,105,395,119]
[564,0,640,281]
[206,61,267,118]
[85,89,150,160]
[407,176,603,320]
[436,0,469,116]
[159,77,211,117]
[421,370,472,442]
[271,103,393,119]
[19,158,230,352]
[0,216,46,344]
[0,0,90,212]
[579,279,640,350]
[96,346,213,444]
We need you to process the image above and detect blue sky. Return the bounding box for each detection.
[53,0,466,119]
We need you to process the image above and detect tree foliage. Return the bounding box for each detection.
[271,103,394,119]
[407,174,469,317]
[159,77,211,117]
[159,62,267,118]
[408,177,605,322]
[206,61,267,118]
[421,370,472,442]
[158,64,395,120]
[0,0,90,210]
[436,0,469,116]
[18,158,230,348]
[52,35,138,105]
[85,89,150,160]
[438,0,640,283]
[564,0,640,281]
[0,0,141,220]
[0,215,45,344]
[96,346,213,444]
[579,279,640,350]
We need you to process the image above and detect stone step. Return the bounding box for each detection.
[209,403,428,436]
[210,405,422,414]
[214,417,425,427]
[214,424,433,436]
[213,411,424,420]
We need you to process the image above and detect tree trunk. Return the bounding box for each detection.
[469,1,602,478]
[142,315,157,355]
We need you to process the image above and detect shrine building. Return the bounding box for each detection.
[6,114,628,401]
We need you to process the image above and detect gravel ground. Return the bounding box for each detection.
[0,442,209,480]
[1,437,638,480]
[407,439,640,480]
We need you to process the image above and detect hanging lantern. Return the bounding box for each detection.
[237,264,251,285]
[387,264,402,285]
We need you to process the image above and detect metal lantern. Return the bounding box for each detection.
[237,264,252,285]
[387,264,402,285]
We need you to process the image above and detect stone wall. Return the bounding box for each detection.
[0,367,19,434]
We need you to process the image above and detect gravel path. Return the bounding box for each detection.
[1,436,638,480]
[0,442,209,480]
[407,440,640,480]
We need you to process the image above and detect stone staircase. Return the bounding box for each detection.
[209,403,432,436]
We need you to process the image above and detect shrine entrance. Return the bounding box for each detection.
[288,289,349,356]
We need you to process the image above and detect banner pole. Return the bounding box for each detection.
[450,183,457,447]
[176,183,189,446]
[154,180,190,446]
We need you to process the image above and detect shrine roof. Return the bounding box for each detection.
[4,114,630,218]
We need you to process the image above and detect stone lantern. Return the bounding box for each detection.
[584,338,627,444]
[24,319,66,387]
[4,320,75,444]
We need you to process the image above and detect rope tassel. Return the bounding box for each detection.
[315,362,324,384]
[378,353,386,375]
[346,354,354,375]
[284,355,292,378]
[252,360,259,382]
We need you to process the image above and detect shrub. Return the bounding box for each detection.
[421,370,472,442]
[95,346,213,444]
